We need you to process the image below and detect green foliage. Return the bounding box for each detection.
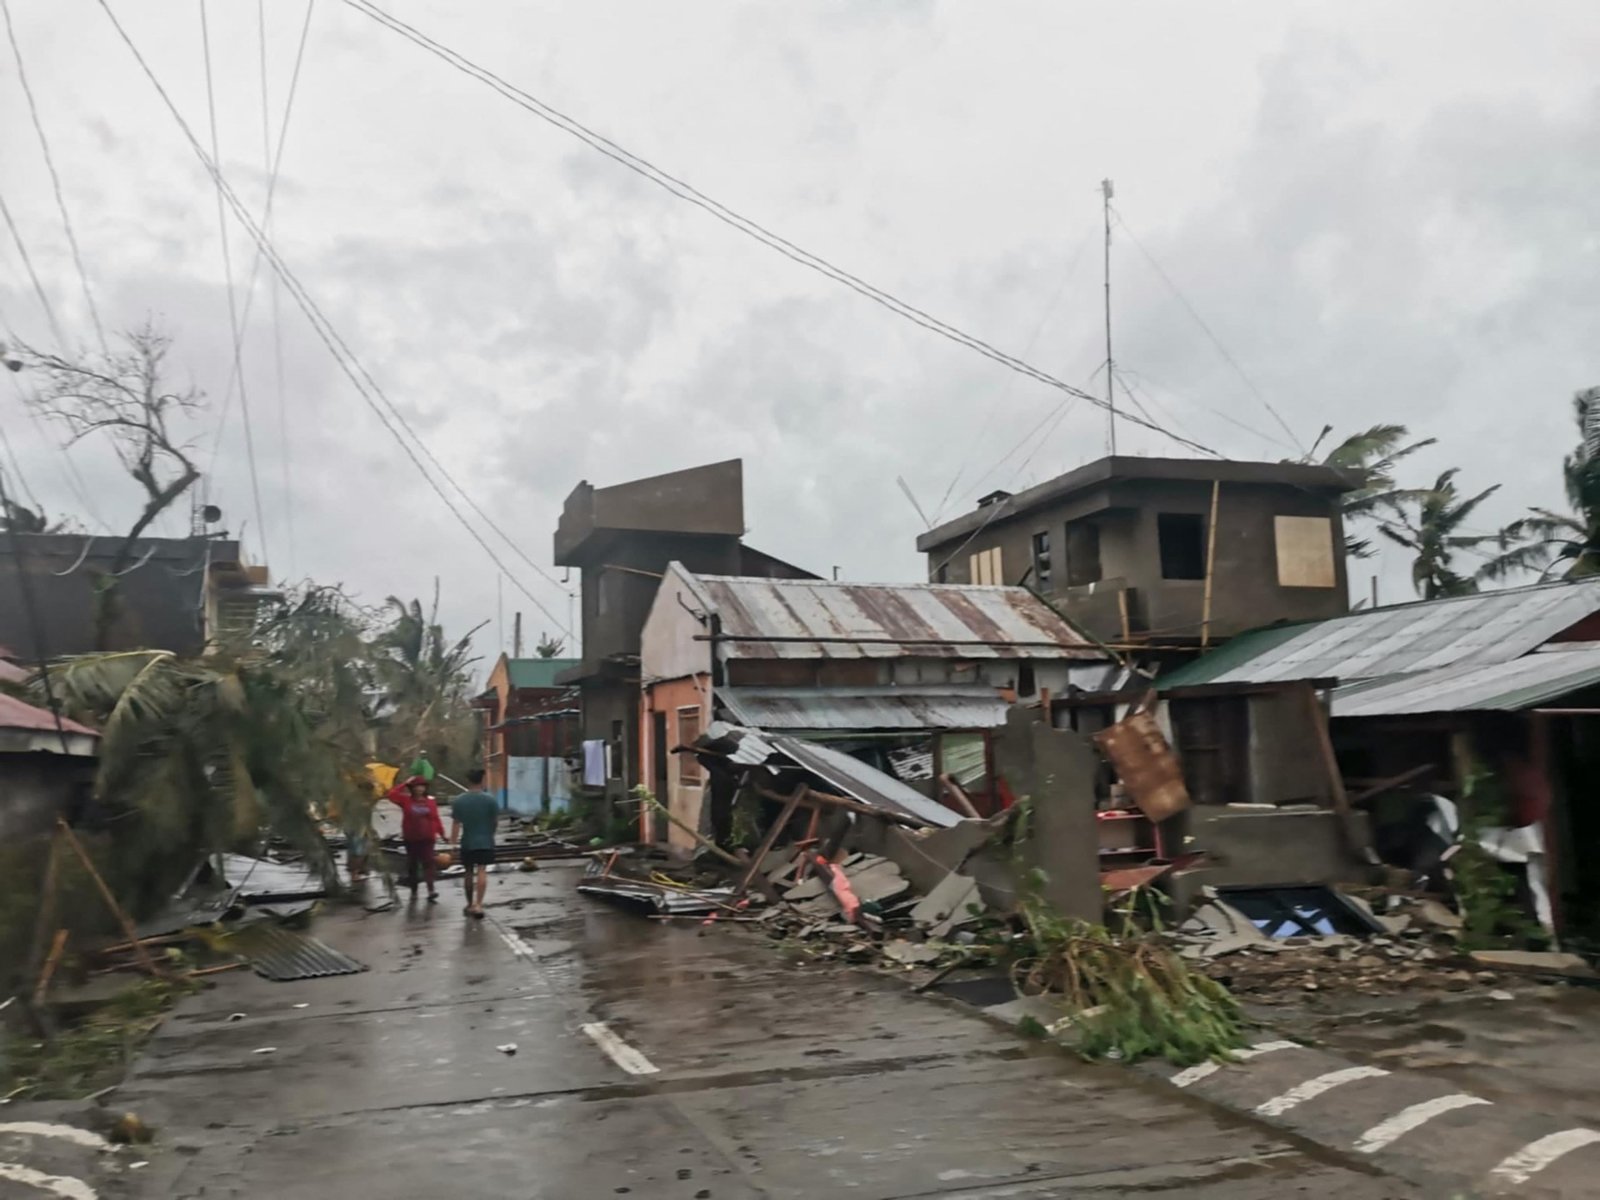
[1454,766,1542,951]
[1,978,193,1101]
[371,585,484,779]
[1007,794,1245,1067]
[1311,423,1437,559]
[1378,468,1537,599]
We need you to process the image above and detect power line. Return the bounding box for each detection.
[203,0,314,485]
[0,184,64,348]
[97,0,573,639]
[2,0,106,354]
[0,195,112,530]
[933,223,1098,524]
[1110,206,1306,455]
[1116,365,1298,456]
[260,0,297,577]
[199,0,270,569]
[344,0,1220,461]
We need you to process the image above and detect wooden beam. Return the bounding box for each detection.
[1201,479,1221,647]
[1300,684,1371,856]
[734,786,805,898]
[57,819,163,979]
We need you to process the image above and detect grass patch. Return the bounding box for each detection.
[1,978,192,1101]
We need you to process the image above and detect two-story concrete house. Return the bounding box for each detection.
[916,456,1358,646]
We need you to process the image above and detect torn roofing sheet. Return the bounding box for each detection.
[703,721,960,828]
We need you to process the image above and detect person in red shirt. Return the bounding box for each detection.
[387,775,445,902]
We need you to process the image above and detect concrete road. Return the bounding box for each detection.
[44,864,1511,1199]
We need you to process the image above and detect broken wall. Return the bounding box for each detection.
[994,708,1101,922]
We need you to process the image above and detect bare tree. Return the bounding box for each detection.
[26,323,204,646]
[535,632,565,658]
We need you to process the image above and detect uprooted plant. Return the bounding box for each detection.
[1011,890,1248,1066]
[1006,796,1246,1066]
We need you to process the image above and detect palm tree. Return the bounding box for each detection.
[372,585,483,773]
[1306,424,1437,558]
[43,589,377,914]
[1515,389,1600,580]
[1378,469,1534,599]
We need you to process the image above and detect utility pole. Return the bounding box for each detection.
[1102,178,1116,456]
[513,611,523,658]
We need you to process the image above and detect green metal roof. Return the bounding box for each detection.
[505,658,580,690]
[1156,623,1314,688]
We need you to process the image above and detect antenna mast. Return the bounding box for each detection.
[1102,178,1116,455]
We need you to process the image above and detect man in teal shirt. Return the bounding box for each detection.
[451,769,500,918]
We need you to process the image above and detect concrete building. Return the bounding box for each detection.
[0,534,278,657]
[475,654,580,816]
[916,456,1357,645]
[639,565,1109,853]
[553,459,814,794]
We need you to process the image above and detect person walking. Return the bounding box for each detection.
[451,768,500,919]
[387,774,445,902]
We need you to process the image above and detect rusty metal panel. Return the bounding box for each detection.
[1093,711,1191,823]
[695,576,1099,661]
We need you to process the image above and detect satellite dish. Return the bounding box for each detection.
[202,504,223,524]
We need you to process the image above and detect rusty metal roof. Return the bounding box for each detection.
[0,692,98,738]
[719,685,1007,731]
[690,574,1099,660]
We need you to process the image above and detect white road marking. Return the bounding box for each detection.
[580,1022,660,1076]
[1489,1128,1600,1186]
[0,1162,97,1199]
[0,1123,108,1150]
[1256,1065,1389,1118]
[1354,1093,1492,1154]
[1171,1040,1300,1088]
[498,930,534,960]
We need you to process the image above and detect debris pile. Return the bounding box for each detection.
[1171,888,1519,1001]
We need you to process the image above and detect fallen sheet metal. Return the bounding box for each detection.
[225,925,367,982]
[221,854,328,904]
[576,874,734,916]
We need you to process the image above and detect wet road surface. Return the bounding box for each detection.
[32,864,1572,1199]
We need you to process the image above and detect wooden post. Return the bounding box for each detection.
[25,831,62,985]
[734,786,805,898]
[1200,479,1221,647]
[56,819,163,979]
[33,930,69,1007]
[1301,685,1371,856]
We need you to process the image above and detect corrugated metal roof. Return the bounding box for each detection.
[226,925,367,982]
[0,692,98,738]
[719,685,1007,731]
[506,658,581,689]
[1160,579,1600,687]
[1332,645,1600,717]
[691,574,1099,660]
[704,721,959,828]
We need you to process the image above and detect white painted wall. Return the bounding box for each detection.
[641,562,714,684]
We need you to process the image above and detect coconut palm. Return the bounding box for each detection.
[1306,424,1437,558]
[372,586,483,774]
[42,589,376,914]
[1377,469,1535,599]
[1513,390,1600,580]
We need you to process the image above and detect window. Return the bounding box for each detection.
[1274,515,1336,588]
[1030,531,1052,588]
[968,546,1003,586]
[1064,521,1102,586]
[677,707,703,785]
[1157,513,1207,580]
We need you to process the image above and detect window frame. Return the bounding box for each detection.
[1157,512,1208,581]
[676,706,703,785]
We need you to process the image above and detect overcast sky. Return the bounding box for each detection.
[3,1,1596,664]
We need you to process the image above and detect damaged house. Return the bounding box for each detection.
[638,566,1113,853]
[1159,578,1600,936]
